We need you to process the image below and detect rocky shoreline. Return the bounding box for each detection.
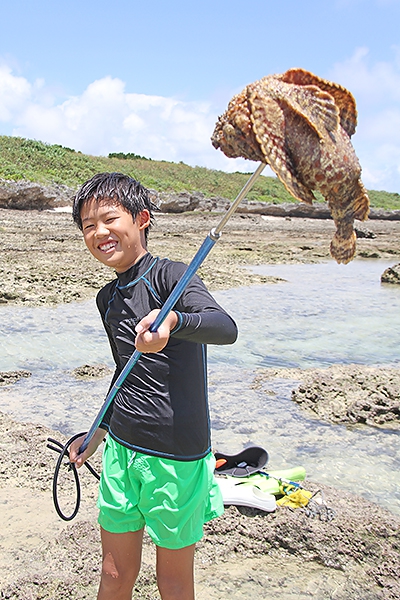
[2,176,400,220]
[0,407,399,600]
[1,198,400,307]
[1,196,400,599]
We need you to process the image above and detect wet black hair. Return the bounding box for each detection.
[72,172,157,241]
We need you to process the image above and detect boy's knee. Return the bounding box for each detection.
[157,573,194,600]
[100,552,137,596]
[102,552,119,579]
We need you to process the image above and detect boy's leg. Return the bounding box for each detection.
[156,543,196,600]
[97,527,144,600]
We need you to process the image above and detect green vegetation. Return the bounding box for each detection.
[367,189,400,211]
[1,135,399,209]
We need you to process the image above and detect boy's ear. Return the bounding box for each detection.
[138,209,151,230]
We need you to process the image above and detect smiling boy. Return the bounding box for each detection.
[69,172,237,600]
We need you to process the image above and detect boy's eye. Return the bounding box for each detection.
[83,223,94,231]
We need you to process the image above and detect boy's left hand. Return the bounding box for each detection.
[135,309,178,353]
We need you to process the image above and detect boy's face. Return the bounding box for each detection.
[80,198,150,273]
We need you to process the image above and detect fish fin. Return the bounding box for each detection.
[248,84,316,205]
[279,68,358,137]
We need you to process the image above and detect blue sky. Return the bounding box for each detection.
[1,0,400,192]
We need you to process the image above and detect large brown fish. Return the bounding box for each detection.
[211,68,370,264]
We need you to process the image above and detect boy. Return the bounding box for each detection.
[69,172,237,600]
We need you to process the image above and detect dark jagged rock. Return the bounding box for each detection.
[0,370,31,386]
[157,190,230,213]
[70,364,112,379]
[0,179,74,210]
[381,263,400,285]
[1,178,400,221]
[355,225,376,238]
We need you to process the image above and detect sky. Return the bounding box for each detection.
[1,0,400,192]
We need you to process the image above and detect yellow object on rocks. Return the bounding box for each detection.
[276,486,313,509]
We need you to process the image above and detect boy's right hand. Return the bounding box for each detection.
[69,429,106,468]
[135,309,178,353]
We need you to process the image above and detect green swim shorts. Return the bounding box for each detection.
[97,436,224,549]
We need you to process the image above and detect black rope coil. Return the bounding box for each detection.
[47,433,100,521]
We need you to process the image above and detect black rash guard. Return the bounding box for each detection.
[96,252,238,461]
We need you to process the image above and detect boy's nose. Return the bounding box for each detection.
[94,222,110,237]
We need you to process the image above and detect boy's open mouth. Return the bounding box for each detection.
[98,240,117,252]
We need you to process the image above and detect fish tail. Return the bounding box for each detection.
[330,228,356,264]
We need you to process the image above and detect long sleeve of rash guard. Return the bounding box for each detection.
[153,258,237,345]
[170,307,237,345]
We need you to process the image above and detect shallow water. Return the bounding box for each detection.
[1,259,399,514]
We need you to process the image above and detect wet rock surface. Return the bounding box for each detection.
[381,263,400,285]
[1,410,399,600]
[70,364,112,380]
[1,207,400,307]
[0,370,31,386]
[291,365,400,428]
[1,204,400,598]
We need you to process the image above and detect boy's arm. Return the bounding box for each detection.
[171,307,237,345]
[134,304,237,352]
[158,262,238,345]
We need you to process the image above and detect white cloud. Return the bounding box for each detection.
[331,46,400,104]
[330,47,400,192]
[1,58,399,192]
[0,65,252,175]
[0,64,31,121]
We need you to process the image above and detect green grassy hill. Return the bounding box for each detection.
[1,135,399,210]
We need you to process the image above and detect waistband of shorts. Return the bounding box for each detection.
[108,430,212,462]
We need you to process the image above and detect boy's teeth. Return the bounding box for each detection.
[100,242,116,251]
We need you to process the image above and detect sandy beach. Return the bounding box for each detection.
[1,206,400,599]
